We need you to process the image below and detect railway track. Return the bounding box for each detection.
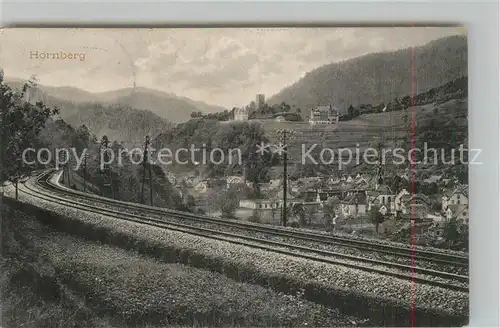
[17,169,468,292]
[42,170,468,269]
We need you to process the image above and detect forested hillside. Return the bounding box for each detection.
[5,78,226,123]
[268,35,467,114]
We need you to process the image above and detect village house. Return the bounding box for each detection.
[427,221,448,239]
[233,107,249,121]
[239,198,280,210]
[309,105,340,125]
[367,184,395,211]
[226,175,245,189]
[166,173,177,185]
[442,184,468,210]
[327,176,341,186]
[340,174,354,183]
[194,180,209,193]
[269,178,282,189]
[340,191,368,218]
[379,205,388,216]
[239,188,297,210]
[400,193,431,211]
[446,204,469,224]
[398,193,432,221]
[354,174,370,188]
[392,188,410,214]
[397,172,410,183]
[183,175,199,188]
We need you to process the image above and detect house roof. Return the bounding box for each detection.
[402,193,431,205]
[410,203,429,210]
[444,184,469,198]
[264,188,295,200]
[342,193,367,204]
[414,194,431,205]
[355,177,368,185]
[455,185,469,198]
[367,190,380,197]
[340,183,356,190]
[447,204,468,217]
[328,177,341,185]
[424,174,443,184]
[376,184,393,194]
[269,179,282,188]
[399,210,429,220]
[401,194,412,202]
[313,105,339,113]
[226,175,244,183]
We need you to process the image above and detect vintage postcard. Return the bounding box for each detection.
[1,27,468,327]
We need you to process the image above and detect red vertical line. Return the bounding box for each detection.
[410,44,416,327]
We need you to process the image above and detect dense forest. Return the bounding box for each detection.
[268,35,467,115]
[0,74,185,211]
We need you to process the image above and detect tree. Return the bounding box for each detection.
[249,208,262,223]
[268,205,280,222]
[217,189,239,218]
[443,217,460,247]
[432,200,443,213]
[185,194,196,210]
[369,205,385,233]
[216,122,276,196]
[190,111,203,118]
[305,207,316,226]
[401,95,412,109]
[322,196,340,231]
[0,73,59,198]
[347,104,355,117]
[280,102,291,113]
[291,203,307,227]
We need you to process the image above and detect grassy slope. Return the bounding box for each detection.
[259,97,467,170]
[0,203,362,328]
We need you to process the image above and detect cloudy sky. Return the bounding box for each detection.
[0,27,464,108]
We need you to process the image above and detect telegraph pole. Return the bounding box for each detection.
[140,135,151,205]
[148,140,153,206]
[100,136,113,198]
[67,151,72,188]
[283,131,288,227]
[376,127,385,186]
[276,128,294,227]
[61,151,68,186]
[83,152,89,192]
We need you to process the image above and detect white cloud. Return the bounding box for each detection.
[0,27,465,108]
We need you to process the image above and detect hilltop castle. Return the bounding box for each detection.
[233,107,249,121]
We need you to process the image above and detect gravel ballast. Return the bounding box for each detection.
[6,184,469,326]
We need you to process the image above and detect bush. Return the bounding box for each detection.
[248,215,261,223]
[248,208,262,223]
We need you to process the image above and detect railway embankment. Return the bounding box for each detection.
[3,191,469,327]
[0,199,365,327]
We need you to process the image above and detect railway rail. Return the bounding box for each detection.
[18,169,468,292]
[41,170,468,268]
